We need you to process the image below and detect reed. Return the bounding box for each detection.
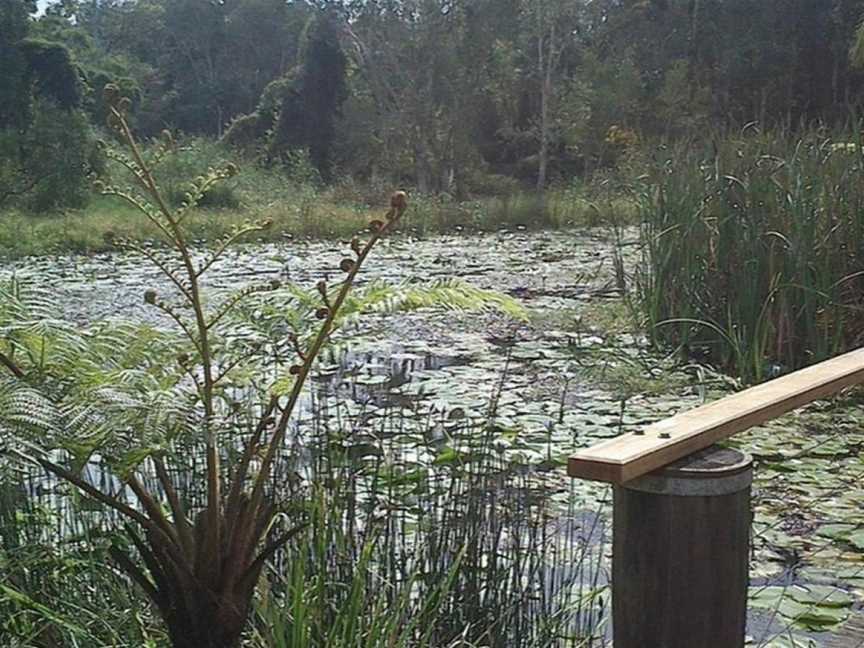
[635,128,864,383]
[1,387,607,648]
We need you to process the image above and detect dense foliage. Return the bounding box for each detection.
[634,130,864,382]
[0,0,98,210]
[7,3,864,646]
[0,84,543,647]
[4,0,864,209]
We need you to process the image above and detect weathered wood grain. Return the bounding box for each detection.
[612,447,752,648]
[568,347,864,484]
[827,613,864,648]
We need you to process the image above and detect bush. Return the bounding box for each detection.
[136,137,242,209]
[165,180,241,210]
[463,169,525,197]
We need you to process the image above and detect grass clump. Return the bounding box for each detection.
[635,129,864,383]
[245,409,606,648]
[0,472,167,646]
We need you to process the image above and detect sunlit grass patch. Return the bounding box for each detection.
[0,188,637,259]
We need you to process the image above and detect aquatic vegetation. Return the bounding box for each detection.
[0,86,561,648]
[0,85,411,648]
[3,171,864,644]
[635,129,864,383]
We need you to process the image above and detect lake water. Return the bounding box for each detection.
[4,228,862,646]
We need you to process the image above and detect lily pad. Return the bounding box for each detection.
[749,584,852,630]
[816,523,858,541]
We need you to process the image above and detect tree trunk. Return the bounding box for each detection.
[537,74,550,191]
[110,524,260,648]
[160,578,251,648]
[686,0,700,103]
[414,137,434,194]
[537,23,554,192]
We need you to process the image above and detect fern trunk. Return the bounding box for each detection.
[119,552,257,648]
[162,599,248,648]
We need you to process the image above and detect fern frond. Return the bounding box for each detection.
[0,277,200,475]
[340,279,528,322]
[0,379,57,433]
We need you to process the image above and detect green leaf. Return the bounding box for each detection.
[0,584,89,637]
[847,530,864,551]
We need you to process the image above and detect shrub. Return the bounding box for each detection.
[132,136,242,210]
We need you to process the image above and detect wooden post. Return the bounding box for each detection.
[612,445,753,648]
[566,350,864,644]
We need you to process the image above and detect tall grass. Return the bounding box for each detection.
[0,190,632,259]
[635,129,864,383]
[250,394,608,648]
[0,469,166,646]
[2,386,607,647]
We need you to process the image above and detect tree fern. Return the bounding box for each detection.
[0,378,56,434]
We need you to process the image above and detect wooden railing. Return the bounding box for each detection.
[567,347,864,648]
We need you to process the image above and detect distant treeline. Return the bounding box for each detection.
[3,0,864,209]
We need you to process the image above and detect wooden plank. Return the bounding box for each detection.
[568,347,864,484]
[827,612,864,647]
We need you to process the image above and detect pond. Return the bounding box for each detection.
[4,228,863,646]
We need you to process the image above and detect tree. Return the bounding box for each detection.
[497,0,585,190]
[0,0,95,211]
[525,0,574,190]
[63,0,311,137]
[0,98,95,210]
[269,9,348,181]
[0,0,34,129]
[0,0,81,128]
[344,0,501,194]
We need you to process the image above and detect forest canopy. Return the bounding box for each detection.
[4,0,864,208]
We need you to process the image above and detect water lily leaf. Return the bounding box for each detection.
[750,584,853,610]
[847,530,864,551]
[447,407,466,420]
[759,636,819,648]
[786,584,853,608]
[347,443,384,461]
[378,468,428,487]
[357,374,390,386]
[791,604,849,630]
[816,524,858,541]
[750,584,852,630]
[433,446,460,465]
[750,585,788,608]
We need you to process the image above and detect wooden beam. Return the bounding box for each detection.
[826,612,864,647]
[568,347,864,485]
